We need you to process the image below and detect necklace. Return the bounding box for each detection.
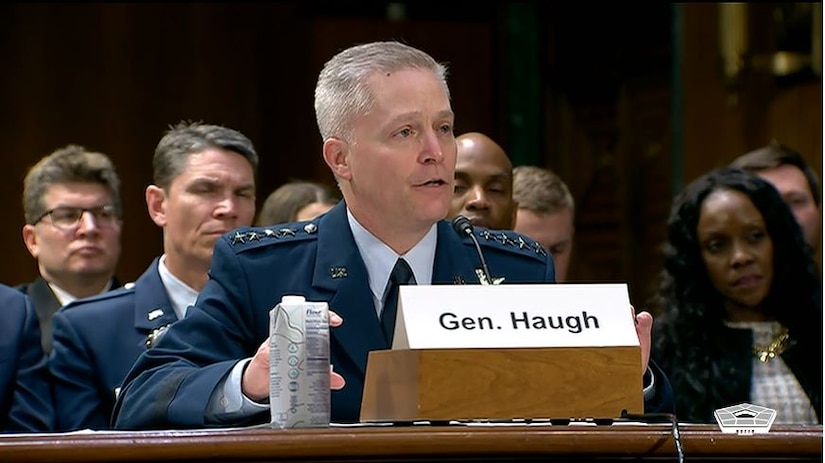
[753,326,791,363]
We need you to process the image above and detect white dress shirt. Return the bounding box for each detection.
[157,254,199,320]
[346,208,436,316]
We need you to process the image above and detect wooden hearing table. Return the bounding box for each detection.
[0,423,820,462]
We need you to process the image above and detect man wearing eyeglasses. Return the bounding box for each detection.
[19,145,123,355]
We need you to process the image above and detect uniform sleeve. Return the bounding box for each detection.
[51,311,109,431]
[643,360,676,414]
[5,295,53,432]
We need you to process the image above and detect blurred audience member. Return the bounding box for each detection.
[731,140,821,254]
[50,122,258,430]
[0,284,52,432]
[512,165,575,282]
[653,167,822,424]
[19,145,123,354]
[448,132,516,230]
[256,180,339,226]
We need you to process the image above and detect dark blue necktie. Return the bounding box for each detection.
[381,258,415,345]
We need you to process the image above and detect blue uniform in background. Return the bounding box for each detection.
[51,258,178,430]
[0,284,53,432]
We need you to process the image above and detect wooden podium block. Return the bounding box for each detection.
[360,347,643,422]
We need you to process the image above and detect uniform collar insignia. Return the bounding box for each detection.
[475,269,505,286]
[330,266,348,279]
[146,324,171,349]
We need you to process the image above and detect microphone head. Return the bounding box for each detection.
[451,215,474,237]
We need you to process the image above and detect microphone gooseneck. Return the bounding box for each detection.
[451,215,494,285]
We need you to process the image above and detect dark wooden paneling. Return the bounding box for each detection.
[539,4,674,309]
[0,5,497,287]
[0,3,314,285]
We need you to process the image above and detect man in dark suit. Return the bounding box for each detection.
[113,41,672,430]
[18,145,123,354]
[49,122,258,431]
[0,284,53,432]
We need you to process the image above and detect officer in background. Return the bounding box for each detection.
[50,122,258,430]
[512,165,576,282]
[448,132,517,230]
[0,284,52,432]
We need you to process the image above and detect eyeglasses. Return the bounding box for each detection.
[33,204,119,231]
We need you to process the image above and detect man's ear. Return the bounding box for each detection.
[145,185,167,227]
[22,224,39,258]
[509,200,519,230]
[323,138,352,181]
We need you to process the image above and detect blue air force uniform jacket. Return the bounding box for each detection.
[16,276,122,355]
[50,258,178,431]
[113,202,673,429]
[0,284,53,432]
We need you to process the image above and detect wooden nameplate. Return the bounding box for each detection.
[360,346,643,422]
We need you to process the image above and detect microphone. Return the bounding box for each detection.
[451,215,494,285]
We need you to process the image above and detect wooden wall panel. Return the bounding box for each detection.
[0,4,497,287]
[0,3,315,285]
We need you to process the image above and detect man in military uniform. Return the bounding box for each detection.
[448,132,517,231]
[113,41,672,429]
[512,166,577,282]
[50,122,258,431]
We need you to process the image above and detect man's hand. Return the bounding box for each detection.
[632,306,653,377]
[242,310,346,401]
[242,337,272,401]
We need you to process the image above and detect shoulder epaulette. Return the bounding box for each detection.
[469,228,548,262]
[65,284,135,309]
[226,222,320,254]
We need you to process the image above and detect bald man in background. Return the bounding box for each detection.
[448,132,517,230]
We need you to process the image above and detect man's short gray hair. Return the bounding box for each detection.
[314,41,449,143]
